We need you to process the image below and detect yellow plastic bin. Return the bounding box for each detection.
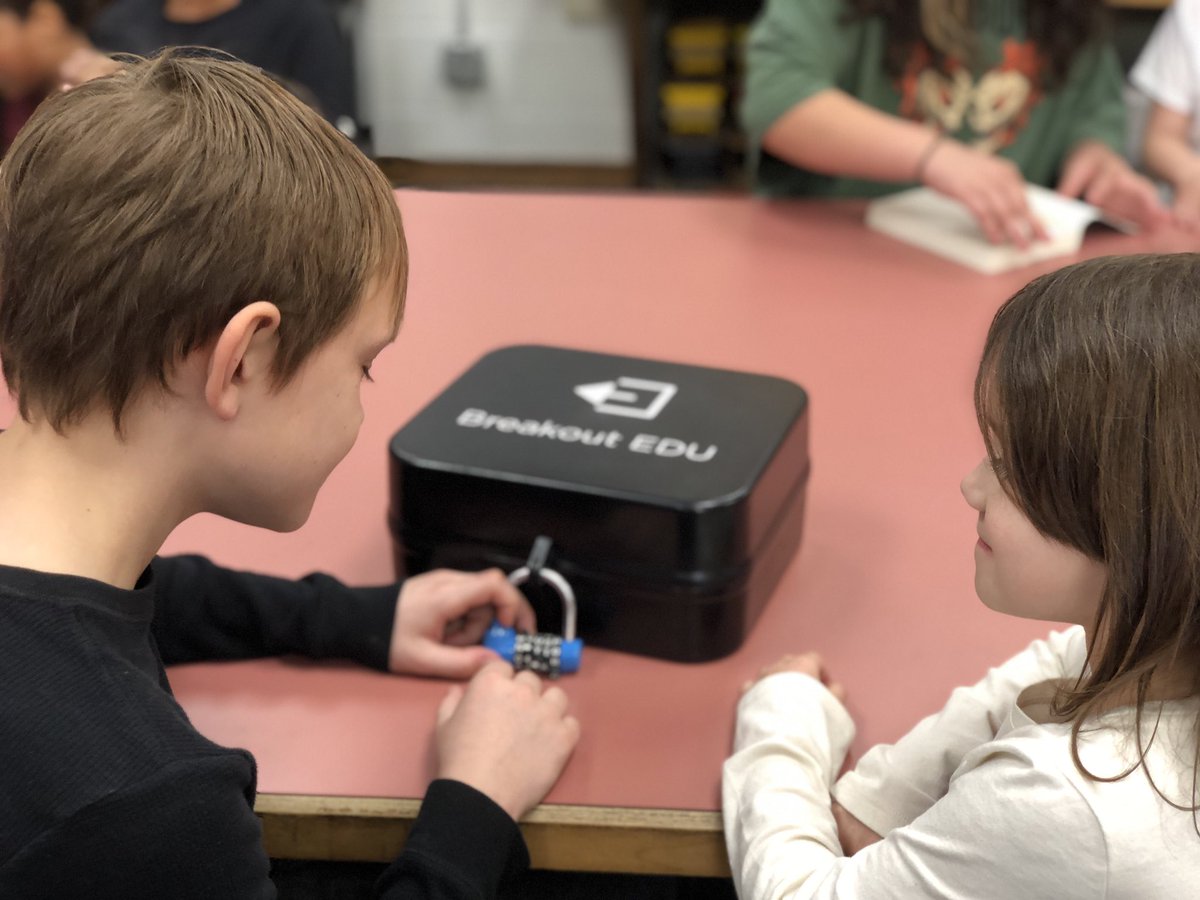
[660,82,727,137]
[667,21,729,77]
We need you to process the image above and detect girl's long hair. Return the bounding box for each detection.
[844,0,1109,87]
[977,254,1200,822]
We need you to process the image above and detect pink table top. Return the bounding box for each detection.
[3,191,1196,813]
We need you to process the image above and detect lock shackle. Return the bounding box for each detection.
[507,565,576,642]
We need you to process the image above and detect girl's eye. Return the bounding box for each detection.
[988,457,1008,480]
[361,365,374,383]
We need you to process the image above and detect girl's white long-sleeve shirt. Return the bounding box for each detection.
[723,627,1200,899]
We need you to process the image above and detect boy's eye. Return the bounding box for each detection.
[361,365,374,383]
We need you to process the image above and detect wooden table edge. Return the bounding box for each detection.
[255,792,731,877]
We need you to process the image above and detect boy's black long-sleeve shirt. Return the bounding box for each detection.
[0,555,528,899]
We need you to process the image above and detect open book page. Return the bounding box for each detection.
[864,185,1135,274]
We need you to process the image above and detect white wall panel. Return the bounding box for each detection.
[356,0,634,164]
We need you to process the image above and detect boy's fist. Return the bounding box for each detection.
[389,569,536,678]
[435,661,580,820]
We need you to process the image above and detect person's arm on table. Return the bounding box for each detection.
[765,93,1048,246]
[1142,103,1200,228]
[1054,43,1165,228]
[1057,138,1164,228]
[1,663,579,900]
[724,655,854,900]
[744,0,1042,245]
[379,660,581,898]
[723,657,1106,899]
[1129,0,1200,227]
[832,627,1084,847]
[151,555,533,678]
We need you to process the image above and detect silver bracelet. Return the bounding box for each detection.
[915,133,945,183]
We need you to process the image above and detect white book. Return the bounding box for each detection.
[864,185,1136,274]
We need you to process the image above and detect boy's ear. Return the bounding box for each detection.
[204,301,282,420]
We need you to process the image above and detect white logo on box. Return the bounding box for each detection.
[573,377,677,420]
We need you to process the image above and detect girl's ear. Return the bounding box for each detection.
[203,301,282,420]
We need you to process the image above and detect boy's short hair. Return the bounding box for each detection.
[0,50,407,431]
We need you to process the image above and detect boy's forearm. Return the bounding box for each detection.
[377,780,529,899]
[151,555,397,669]
[762,89,937,183]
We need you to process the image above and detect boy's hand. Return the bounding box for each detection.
[435,661,580,820]
[389,569,536,679]
[742,651,847,703]
[1057,141,1168,230]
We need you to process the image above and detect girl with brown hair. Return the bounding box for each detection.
[724,253,1200,898]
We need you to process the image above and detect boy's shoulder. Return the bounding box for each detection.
[0,566,257,874]
[0,752,268,898]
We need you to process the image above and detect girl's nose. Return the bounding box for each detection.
[960,458,988,511]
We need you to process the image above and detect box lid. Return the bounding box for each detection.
[390,345,807,512]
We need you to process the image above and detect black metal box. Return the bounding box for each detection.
[388,345,809,662]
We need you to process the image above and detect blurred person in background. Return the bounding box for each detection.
[0,0,108,150]
[89,0,358,136]
[743,0,1165,245]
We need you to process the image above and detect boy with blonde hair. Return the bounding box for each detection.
[0,51,578,898]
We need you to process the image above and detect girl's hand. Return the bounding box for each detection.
[1058,141,1168,230]
[436,661,580,820]
[742,651,847,703]
[389,569,537,678]
[920,140,1048,248]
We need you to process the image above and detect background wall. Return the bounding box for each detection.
[356,0,635,165]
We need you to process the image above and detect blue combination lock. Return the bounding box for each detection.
[483,537,583,678]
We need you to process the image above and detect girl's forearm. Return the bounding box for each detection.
[762,89,939,183]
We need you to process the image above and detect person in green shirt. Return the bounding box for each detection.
[743,0,1166,245]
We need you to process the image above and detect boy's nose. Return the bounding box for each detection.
[960,459,988,511]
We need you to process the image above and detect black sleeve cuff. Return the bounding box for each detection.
[313,581,399,671]
[377,779,530,899]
